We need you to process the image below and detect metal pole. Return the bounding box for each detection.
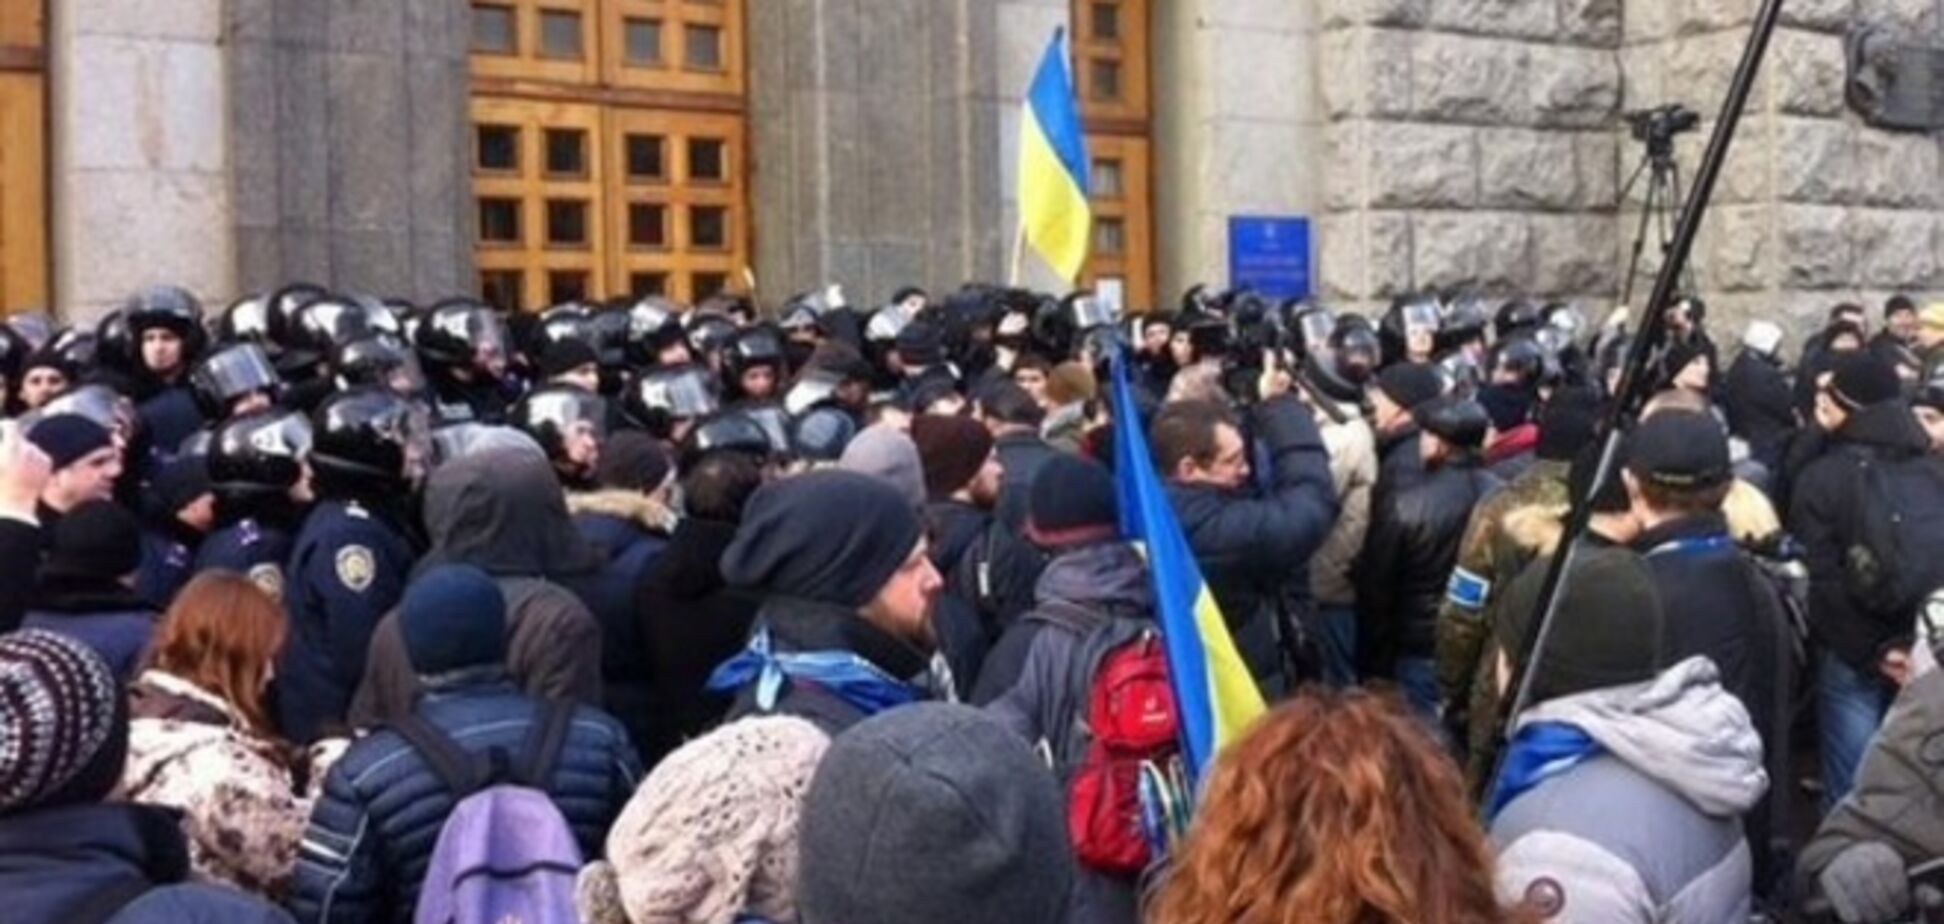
[1482,0,1789,802]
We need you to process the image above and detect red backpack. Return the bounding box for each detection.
[1067,627,1182,875]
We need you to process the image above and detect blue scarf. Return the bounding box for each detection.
[706,627,923,718]
[1485,721,1604,820]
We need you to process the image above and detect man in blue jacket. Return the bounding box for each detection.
[1150,366,1337,697]
[291,565,641,924]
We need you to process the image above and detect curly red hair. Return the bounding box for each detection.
[1148,687,1531,924]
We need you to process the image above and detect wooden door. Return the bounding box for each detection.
[0,1,46,313]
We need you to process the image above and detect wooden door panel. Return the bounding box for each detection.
[0,0,44,314]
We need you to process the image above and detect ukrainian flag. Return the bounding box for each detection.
[1110,351,1267,782]
[1017,29,1092,282]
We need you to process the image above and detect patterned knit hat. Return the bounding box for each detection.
[578,716,831,924]
[0,630,128,814]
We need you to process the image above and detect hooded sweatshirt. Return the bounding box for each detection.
[1491,657,1768,924]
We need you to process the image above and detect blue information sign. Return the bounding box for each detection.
[1228,216,1312,300]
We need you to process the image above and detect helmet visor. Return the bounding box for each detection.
[193,344,281,402]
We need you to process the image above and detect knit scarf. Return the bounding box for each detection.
[1485,720,1604,820]
[706,627,923,718]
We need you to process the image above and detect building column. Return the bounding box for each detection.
[49,0,234,322]
[1151,0,1323,308]
[748,0,1063,305]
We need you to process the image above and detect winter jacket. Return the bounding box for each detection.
[1166,394,1336,695]
[929,498,1046,644]
[1634,512,1796,890]
[348,448,608,730]
[1491,658,1768,924]
[983,541,1153,924]
[973,541,1152,706]
[136,521,201,610]
[1723,350,1797,472]
[20,575,160,681]
[721,596,937,735]
[290,677,642,924]
[1309,407,1378,607]
[1788,401,1937,674]
[0,513,38,633]
[1356,457,1500,675]
[567,489,674,588]
[1435,459,1571,731]
[635,516,764,765]
[347,576,603,730]
[994,429,1061,533]
[1374,422,1426,500]
[1800,665,1944,888]
[119,670,313,899]
[0,801,294,924]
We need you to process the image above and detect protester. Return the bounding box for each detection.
[292,565,641,924]
[1153,379,1336,696]
[1369,362,1446,493]
[1151,688,1521,924]
[1306,370,1380,688]
[575,716,829,924]
[1357,394,1499,715]
[977,378,1058,532]
[1724,320,1797,475]
[135,451,215,608]
[1488,548,1767,924]
[21,499,158,680]
[120,573,319,898]
[0,630,297,924]
[0,420,51,632]
[28,413,122,527]
[710,470,944,730]
[568,429,677,586]
[797,703,1073,924]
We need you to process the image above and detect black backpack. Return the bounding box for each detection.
[948,521,1050,639]
[1842,453,1944,625]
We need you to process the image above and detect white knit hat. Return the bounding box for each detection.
[1743,320,1785,357]
[579,716,831,924]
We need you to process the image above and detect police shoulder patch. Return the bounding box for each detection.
[336,545,377,593]
[1447,566,1492,610]
[247,563,285,602]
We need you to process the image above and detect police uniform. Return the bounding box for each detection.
[195,517,295,603]
[137,386,205,461]
[277,499,417,743]
[135,527,199,609]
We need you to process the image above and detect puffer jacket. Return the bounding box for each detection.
[1491,658,1769,924]
[994,429,1061,533]
[19,575,159,682]
[1356,457,1500,675]
[973,541,1152,706]
[1166,393,1336,695]
[119,670,314,899]
[1800,665,1944,888]
[984,540,1153,924]
[0,801,295,924]
[1788,400,1937,675]
[1309,406,1378,608]
[290,677,642,924]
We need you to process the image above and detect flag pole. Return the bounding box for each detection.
[1008,220,1028,287]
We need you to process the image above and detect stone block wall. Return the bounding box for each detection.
[1624,0,1944,337]
[226,0,473,304]
[1314,0,1625,315]
[49,0,235,321]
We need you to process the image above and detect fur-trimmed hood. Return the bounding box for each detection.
[567,488,678,535]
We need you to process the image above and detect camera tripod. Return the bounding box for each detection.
[1618,139,1696,308]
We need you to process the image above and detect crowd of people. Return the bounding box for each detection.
[3,280,1944,924]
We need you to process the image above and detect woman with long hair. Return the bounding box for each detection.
[1149,688,1531,924]
[116,571,317,900]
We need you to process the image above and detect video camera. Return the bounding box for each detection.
[1626,104,1701,160]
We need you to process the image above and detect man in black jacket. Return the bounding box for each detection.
[977,380,1057,533]
[1369,362,1446,497]
[1356,393,1499,716]
[1790,352,1941,809]
[1723,320,1797,476]
[1623,408,1794,895]
[1152,370,1336,698]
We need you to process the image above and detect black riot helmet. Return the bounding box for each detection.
[332,334,426,397]
[790,405,859,463]
[625,296,687,367]
[208,408,312,498]
[1489,335,1549,388]
[1494,298,1544,342]
[45,328,99,377]
[94,310,138,377]
[190,342,282,418]
[417,298,510,371]
[0,324,26,394]
[685,310,740,364]
[533,304,595,358]
[219,293,277,348]
[123,285,208,361]
[1438,291,1491,354]
[35,384,135,438]
[1329,315,1382,387]
[584,306,632,371]
[727,326,786,377]
[288,295,382,368]
[622,363,720,438]
[512,385,608,466]
[311,386,429,490]
[679,410,776,469]
[1381,294,1442,365]
[264,283,330,349]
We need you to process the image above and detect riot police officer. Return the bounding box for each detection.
[724,326,787,403]
[124,286,209,462]
[278,387,427,742]
[514,384,608,491]
[418,298,519,425]
[197,407,314,601]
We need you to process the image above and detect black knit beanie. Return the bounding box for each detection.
[722,470,922,608]
[1027,454,1118,541]
[42,500,143,580]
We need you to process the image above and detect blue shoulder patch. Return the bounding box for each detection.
[1447,567,1491,610]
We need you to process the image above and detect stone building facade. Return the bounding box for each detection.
[8,0,1942,335]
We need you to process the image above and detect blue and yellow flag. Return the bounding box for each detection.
[1110,352,1267,781]
[1017,29,1092,282]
